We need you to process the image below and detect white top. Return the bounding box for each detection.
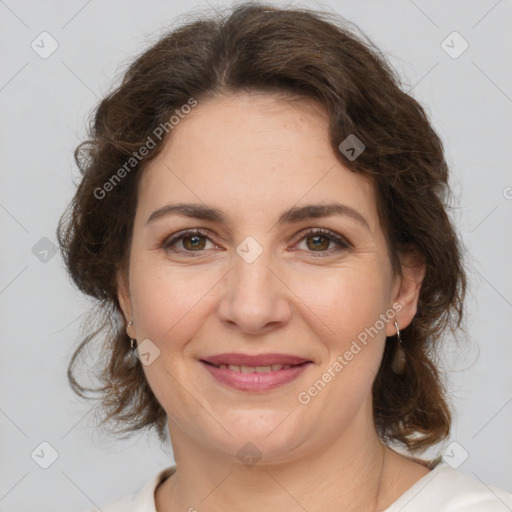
[92,462,512,512]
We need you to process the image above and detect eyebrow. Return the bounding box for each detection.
[145,202,370,231]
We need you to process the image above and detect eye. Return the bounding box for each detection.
[293,228,351,256]
[162,229,217,254]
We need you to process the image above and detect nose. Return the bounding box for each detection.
[217,248,292,335]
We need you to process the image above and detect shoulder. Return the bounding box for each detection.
[86,466,176,512]
[385,463,512,512]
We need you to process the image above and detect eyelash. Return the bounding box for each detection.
[161,228,351,257]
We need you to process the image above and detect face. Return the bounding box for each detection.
[118,92,423,463]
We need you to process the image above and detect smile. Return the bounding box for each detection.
[209,363,296,372]
[200,360,312,392]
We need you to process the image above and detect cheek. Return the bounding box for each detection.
[128,256,224,352]
[299,263,392,344]
[302,271,390,384]
[127,260,216,400]
[290,267,392,430]
[297,265,391,398]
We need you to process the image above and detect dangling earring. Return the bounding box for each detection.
[127,319,137,358]
[392,320,406,375]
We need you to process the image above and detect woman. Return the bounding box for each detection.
[57,3,512,511]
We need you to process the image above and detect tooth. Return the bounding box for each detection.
[220,364,296,373]
[255,365,272,373]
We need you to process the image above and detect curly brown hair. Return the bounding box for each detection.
[57,2,466,452]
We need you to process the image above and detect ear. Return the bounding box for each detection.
[385,249,426,337]
[116,266,135,338]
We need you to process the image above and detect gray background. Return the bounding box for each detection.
[1,0,511,510]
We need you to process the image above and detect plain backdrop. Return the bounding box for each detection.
[1,0,511,510]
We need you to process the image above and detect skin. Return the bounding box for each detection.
[117,92,429,512]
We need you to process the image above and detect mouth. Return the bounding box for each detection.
[201,352,312,367]
[199,353,313,392]
[201,360,309,373]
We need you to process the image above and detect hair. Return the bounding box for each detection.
[57,1,466,453]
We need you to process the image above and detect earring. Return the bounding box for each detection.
[394,321,403,345]
[127,319,137,355]
[391,321,406,375]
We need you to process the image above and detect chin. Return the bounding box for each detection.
[206,413,310,464]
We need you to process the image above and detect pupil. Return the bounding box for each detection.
[309,235,328,250]
[185,235,205,250]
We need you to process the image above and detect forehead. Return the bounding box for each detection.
[136,93,377,230]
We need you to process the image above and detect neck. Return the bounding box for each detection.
[157,411,397,512]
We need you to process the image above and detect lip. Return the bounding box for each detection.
[202,353,311,366]
[199,353,313,392]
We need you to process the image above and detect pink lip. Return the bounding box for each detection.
[202,352,311,366]
[200,359,312,392]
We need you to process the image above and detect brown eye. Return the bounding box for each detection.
[181,234,207,251]
[162,230,215,253]
[306,234,331,251]
[295,228,351,256]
